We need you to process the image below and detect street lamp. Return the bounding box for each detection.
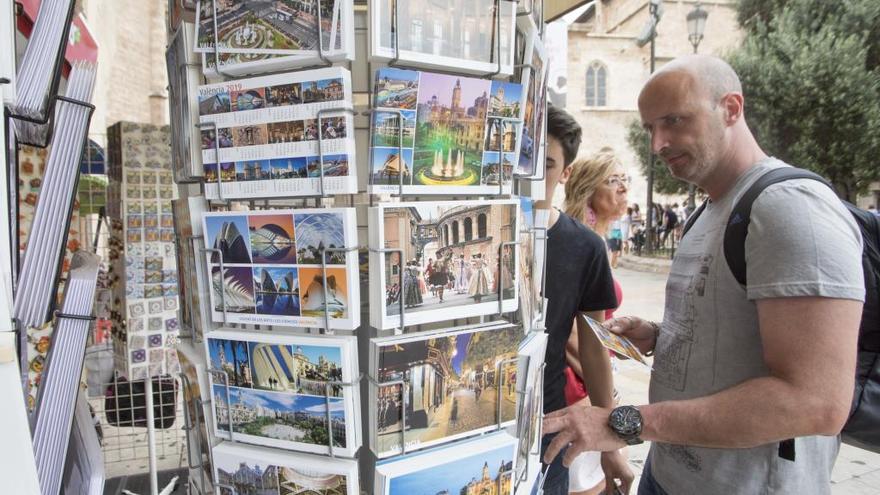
[635,0,663,252]
[685,2,708,213]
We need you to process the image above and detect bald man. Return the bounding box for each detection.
[542,55,865,494]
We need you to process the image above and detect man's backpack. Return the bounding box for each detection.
[683,167,880,455]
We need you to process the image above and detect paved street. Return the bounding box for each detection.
[378,384,516,453]
[609,264,880,493]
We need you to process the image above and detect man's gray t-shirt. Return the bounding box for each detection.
[649,158,865,494]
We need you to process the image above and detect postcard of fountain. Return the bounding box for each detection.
[213,442,360,495]
[370,0,517,76]
[195,0,348,55]
[369,67,525,196]
[207,331,360,457]
[198,67,357,199]
[368,199,520,330]
[375,432,517,495]
[202,208,360,330]
[369,322,521,458]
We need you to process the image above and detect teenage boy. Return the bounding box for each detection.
[535,104,632,494]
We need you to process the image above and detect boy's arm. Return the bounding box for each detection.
[576,310,613,408]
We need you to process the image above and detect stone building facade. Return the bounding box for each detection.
[564,0,742,207]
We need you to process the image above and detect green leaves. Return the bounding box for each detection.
[728,0,880,200]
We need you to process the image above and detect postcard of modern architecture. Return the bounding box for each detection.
[370,68,525,195]
[213,441,359,495]
[375,432,517,495]
[198,67,357,199]
[368,200,519,330]
[207,331,360,457]
[370,0,516,76]
[203,208,360,330]
[369,322,521,457]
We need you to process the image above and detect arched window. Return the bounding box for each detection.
[452,222,459,244]
[464,217,473,241]
[477,214,487,238]
[585,61,607,107]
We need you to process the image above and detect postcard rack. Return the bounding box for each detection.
[178,371,212,495]
[164,3,554,493]
[5,0,77,148]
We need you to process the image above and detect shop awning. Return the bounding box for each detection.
[546,0,592,23]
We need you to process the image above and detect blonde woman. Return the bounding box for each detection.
[561,148,630,495]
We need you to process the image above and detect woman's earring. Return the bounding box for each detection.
[586,206,597,227]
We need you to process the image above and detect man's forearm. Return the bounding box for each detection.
[640,375,846,448]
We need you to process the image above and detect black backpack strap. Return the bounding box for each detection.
[724,167,832,286]
[723,167,832,462]
[681,199,709,239]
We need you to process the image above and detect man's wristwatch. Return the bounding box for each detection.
[609,405,644,445]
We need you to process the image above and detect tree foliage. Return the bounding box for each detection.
[625,120,689,196]
[728,0,880,200]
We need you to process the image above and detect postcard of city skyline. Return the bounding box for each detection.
[387,442,514,495]
[374,67,420,110]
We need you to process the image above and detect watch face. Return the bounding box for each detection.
[611,406,642,437]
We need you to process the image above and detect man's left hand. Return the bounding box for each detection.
[542,403,626,466]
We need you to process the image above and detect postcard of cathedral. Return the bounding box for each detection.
[213,442,360,495]
[207,331,361,457]
[370,0,517,76]
[369,67,526,196]
[368,322,521,458]
[198,67,357,200]
[368,199,520,330]
[202,208,360,331]
[375,432,517,495]
[195,0,350,56]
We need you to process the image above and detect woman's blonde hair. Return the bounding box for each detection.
[563,147,622,224]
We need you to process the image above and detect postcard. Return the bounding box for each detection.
[370,67,524,195]
[370,322,521,457]
[375,431,517,495]
[213,434,360,495]
[369,200,519,330]
[515,16,548,200]
[370,0,517,76]
[202,208,360,330]
[207,330,360,457]
[581,315,652,368]
[516,200,548,334]
[195,0,349,56]
[198,67,357,199]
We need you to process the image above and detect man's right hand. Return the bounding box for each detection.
[604,316,658,355]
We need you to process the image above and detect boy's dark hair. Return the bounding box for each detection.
[546,103,582,167]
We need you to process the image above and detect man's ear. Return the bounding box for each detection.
[558,164,574,185]
[721,92,744,126]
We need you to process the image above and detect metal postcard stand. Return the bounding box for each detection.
[174,234,202,342]
[207,368,236,442]
[497,239,522,317]
[486,115,524,196]
[531,226,549,331]
[193,121,230,206]
[518,0,546,37]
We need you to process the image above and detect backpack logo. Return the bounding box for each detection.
[729,213,743,226]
